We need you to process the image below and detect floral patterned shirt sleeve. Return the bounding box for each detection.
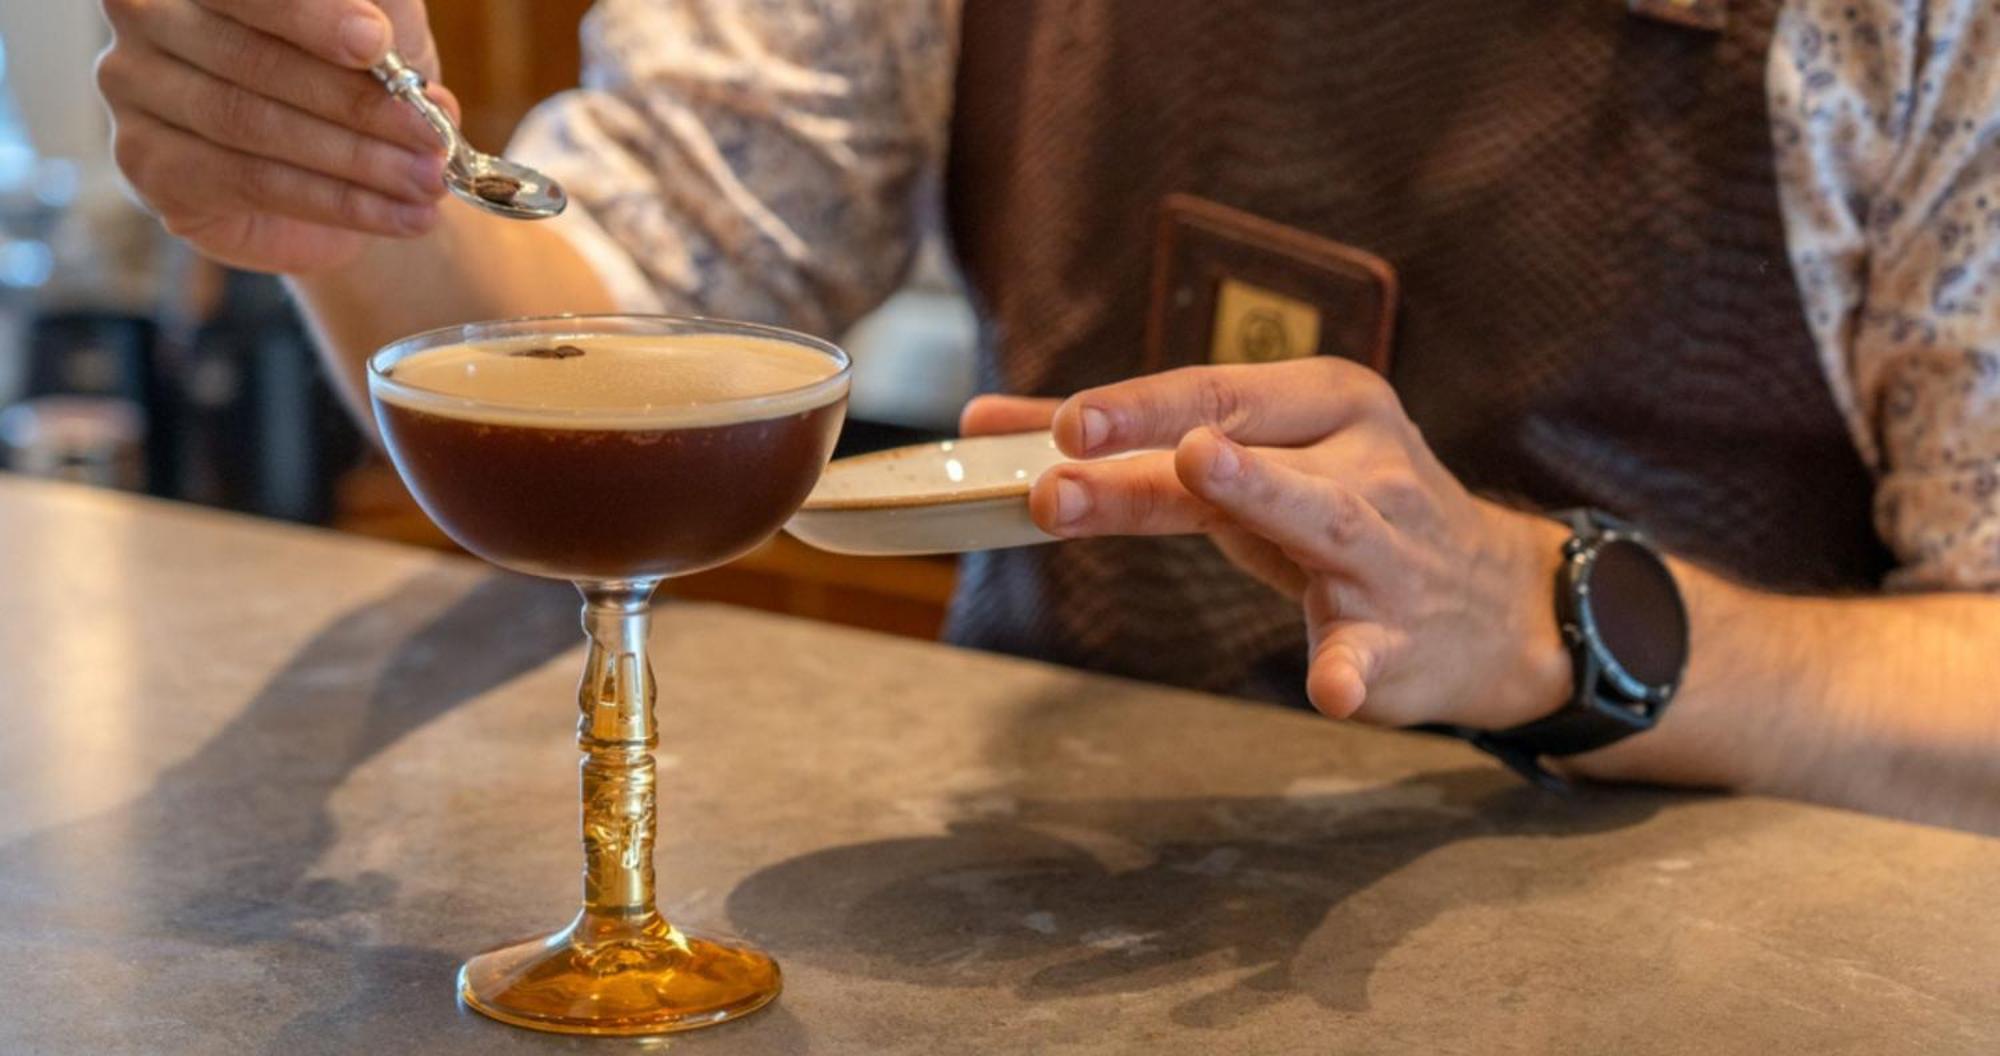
[507,0,960,338]
[1772,0,2000,591]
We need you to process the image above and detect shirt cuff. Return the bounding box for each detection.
[1878,464,2000,593]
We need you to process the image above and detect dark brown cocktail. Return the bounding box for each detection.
[366,317,849,1038]
[373,332,847,580]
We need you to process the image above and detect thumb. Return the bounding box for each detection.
[371,0,444,80]
[1306,621,1392,720]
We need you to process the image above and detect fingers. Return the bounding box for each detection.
[1052,357,1396,457]
[106,43,445,204]
[111,0,445,153]
[1307,622,1393,719]
[1210,525,1310,599]
[1036,426,1403,576]
[960,395,1061,437]
[1030,452,1223,537]
[188,0,395,68]
[121,110,440,238]
[1173,427,1393,572]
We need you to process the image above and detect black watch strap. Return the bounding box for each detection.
[1415,724,1572,794]
[1486,696,1655,758]
[1419,509,1688,791]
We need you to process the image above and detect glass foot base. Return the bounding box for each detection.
[457,914,781,1036]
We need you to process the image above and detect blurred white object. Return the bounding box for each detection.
[0,19,161,319]
[0,395,147,490]
[843,287,978,431]
[0,32,69,408]
[0,5,106,164]
[840,235,978,432]
[0,34,77,235]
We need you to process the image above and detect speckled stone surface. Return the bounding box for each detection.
[0,475,1996,1055]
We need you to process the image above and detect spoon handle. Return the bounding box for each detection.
[370,51,466,160]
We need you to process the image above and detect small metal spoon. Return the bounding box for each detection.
[370,51,567,220]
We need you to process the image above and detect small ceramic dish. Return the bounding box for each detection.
[788,431,1110,556]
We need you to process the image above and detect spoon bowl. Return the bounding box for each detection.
[451,153,567,220]
[372,52,567,221]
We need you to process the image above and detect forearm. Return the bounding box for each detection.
[1568,561,2000,832]
[1021,365,2000,830]
[289,198,617,425]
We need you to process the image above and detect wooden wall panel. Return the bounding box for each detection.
[427,0,597,149]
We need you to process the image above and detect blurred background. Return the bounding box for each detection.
[0,1,974,638]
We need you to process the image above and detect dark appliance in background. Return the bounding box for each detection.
[24,268,365,524]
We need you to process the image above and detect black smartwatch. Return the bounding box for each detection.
[1461,509,1690,790]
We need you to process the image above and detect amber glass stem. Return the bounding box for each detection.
[575,581,664,935]
[456,577,779,1035]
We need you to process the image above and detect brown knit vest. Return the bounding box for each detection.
[944,0,1890,701]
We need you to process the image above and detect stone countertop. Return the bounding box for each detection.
[0,475,1995,1055]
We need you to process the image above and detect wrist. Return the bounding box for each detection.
[1473,505,1574,730]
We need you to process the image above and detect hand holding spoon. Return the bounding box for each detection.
[370,51,567,220]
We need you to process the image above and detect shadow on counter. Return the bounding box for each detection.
[0,567,677,1053]
[727,692,1735,1030]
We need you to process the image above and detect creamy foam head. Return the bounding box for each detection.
[374,332,847,428]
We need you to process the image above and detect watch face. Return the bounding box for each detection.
[1585,537,1689,690]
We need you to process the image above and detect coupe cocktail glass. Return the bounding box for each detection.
[368,315,850,1035]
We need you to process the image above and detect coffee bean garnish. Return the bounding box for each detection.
[471,174,523,205]
[511,344,587,360]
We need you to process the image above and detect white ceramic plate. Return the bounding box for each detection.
[788,431,1109,556]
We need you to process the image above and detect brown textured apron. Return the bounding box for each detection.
[944,0,1891,703]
